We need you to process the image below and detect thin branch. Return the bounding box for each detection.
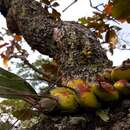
[89,0,103,12]
[8,119,19,130]
[10,54,55,83]
[89,0,120,24]
[62,0,78,12]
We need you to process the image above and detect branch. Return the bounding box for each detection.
[62,0,78,12]
[10,54,63,87]
[11,54,54,81]
[89,0,103,12]
[0,0,111,84]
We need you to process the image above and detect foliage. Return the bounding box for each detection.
[0,99,39,128]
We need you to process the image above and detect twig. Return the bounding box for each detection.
[62,0,78,12]
[89,0,103,12]
[8,119,19,130]
[10,54,56,84]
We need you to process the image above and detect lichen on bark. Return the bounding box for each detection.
[3,0,111,85]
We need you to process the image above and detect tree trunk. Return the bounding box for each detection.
[1,0,130,130]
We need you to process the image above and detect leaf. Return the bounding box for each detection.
[105,29,118,49]
[103,3,112,15]
[78,17,88,25]
[0,67,37,99]
[110,25,122,31]
[0,53,9,67]
[14,35,22,42]
[52,2,59,7]
[96,109,110,122]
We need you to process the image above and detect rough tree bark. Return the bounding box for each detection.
[0,0,130,130]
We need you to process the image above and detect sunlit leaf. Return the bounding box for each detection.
[78,17,88,25]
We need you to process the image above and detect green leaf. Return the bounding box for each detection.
[96,109,110,122]
[78,17,88,25]
[0,67,37,99]
[110,25,122,31]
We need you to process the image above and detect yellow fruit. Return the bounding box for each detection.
[50,87,75,95]
[113,80,130,95]
[92,83,119,102]
[50,87,79,112]
[111,67,130,81]
[67,79,100,109]
[80,91,101,108]
[67,79,89,94]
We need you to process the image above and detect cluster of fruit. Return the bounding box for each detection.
[49,62,130,112]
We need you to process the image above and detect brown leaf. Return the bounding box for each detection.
[103,3,113,15]
[1,53,9,67]
[14,35,22,42]
[105,29,118,49]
